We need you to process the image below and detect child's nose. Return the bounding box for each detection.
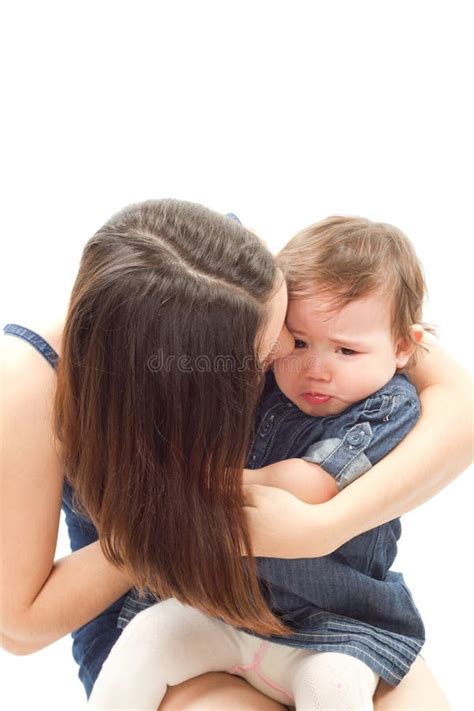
[305,355,332,381]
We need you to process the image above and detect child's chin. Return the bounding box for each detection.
[298,397,348,417]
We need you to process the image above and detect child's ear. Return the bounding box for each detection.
[395,325,423,368]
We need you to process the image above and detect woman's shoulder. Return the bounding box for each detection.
[1,320,63,430]
[1,319,64,479]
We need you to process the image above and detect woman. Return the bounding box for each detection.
[1,199,471,709]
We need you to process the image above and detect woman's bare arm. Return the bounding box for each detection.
[327,338,473,539]
[244,338,473,557]
[0,335,132,654]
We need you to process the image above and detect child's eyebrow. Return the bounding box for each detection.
[287,324,367,349]
[328,336,366,348]
[286,323,306,336]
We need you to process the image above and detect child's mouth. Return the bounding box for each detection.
[302,393,332,404]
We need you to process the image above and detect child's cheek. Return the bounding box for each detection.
[274,362,297,398]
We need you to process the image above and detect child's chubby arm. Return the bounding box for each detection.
[244,460,339,505]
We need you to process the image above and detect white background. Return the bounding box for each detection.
[1,1,473,709]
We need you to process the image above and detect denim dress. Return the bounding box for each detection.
[119,371,425,686]
[242,371,425,686]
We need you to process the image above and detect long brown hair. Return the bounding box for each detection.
[55,199,289,636]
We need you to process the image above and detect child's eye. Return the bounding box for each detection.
[294,339,307,349]
[337,347,357,356]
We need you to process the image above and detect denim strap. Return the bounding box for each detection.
[3,323,59,369]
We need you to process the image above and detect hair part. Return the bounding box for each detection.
[55,199,290,636]
[277,216,435,365]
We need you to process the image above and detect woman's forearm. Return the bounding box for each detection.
[2,541,131,654]
[318,380,473,551]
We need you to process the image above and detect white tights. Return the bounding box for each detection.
[88,598,379,710]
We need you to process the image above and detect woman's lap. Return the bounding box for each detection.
[160,672,288,710]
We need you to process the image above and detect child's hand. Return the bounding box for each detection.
[244,459,338,504]
[243,483,339,558]
[242,468,261,486]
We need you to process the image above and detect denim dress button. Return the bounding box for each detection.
[347,429,365,446]
[260,414,275,437]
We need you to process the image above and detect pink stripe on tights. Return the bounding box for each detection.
[228,640,294,703]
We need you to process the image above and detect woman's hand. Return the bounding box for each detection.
[243,483,339,558]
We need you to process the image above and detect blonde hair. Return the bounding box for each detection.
[277,216,434,363]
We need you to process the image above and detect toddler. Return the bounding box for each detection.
[89,216,428,710]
